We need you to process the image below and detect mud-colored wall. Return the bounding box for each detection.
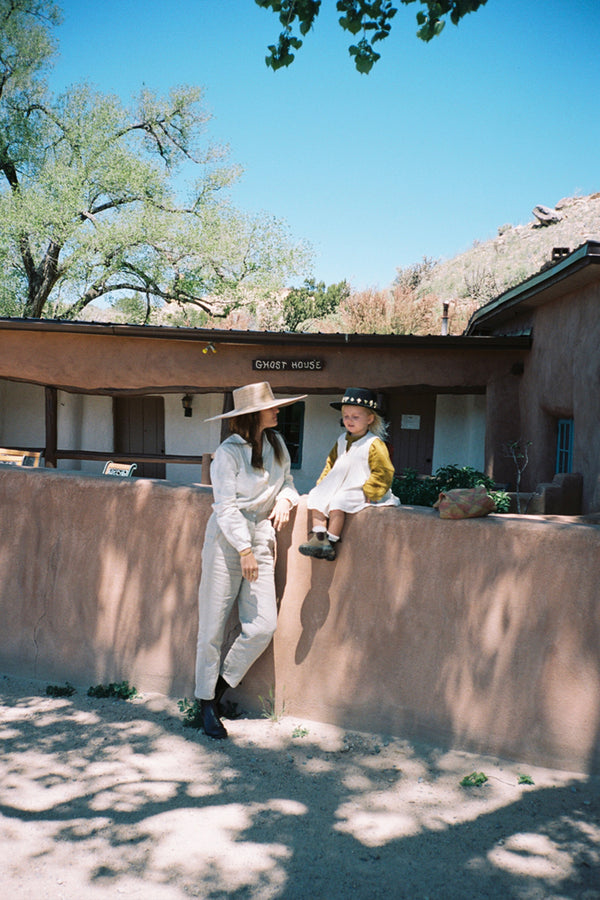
[0,328,524,395]
[496,282,600,511]
[1,467,599,773]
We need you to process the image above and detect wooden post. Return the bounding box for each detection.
[201,453,213,485]
[45,386,57,468]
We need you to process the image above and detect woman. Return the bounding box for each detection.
[195,381,306,739]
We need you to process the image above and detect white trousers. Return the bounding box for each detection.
[194,514,278,700]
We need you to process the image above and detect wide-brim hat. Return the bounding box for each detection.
[330,387,383,414]
[205,381,307,421]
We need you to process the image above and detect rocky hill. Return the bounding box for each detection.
[411,192,600,333]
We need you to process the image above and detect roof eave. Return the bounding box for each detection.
[465,240,600,335]
[0,316,531,350]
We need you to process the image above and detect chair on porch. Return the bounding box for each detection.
[102,461,137,477]
[0,448,42,467]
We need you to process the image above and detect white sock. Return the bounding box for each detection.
[327,532,340,543]
[312,525,327,534]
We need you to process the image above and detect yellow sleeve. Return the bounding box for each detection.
[363,438,395,502]
[316,442,338,484]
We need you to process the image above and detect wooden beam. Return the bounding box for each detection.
[54,450,206,465]
[45,387,58,468]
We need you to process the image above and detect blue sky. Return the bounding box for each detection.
[49,0,600,290]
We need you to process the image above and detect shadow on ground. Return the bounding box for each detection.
[1,674,599,900]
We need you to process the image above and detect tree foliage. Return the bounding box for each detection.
[0,0,309,321]
[256,0,489,73]
[281,278,349,330]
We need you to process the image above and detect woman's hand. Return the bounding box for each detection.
[240,549,259,582]
[269,497,293,531]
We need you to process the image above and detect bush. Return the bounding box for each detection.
[392,464,507,511]
[392,467,440,507]
[87,680,138,700]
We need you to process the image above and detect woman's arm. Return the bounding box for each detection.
[211,443,254,552]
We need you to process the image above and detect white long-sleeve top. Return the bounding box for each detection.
[210,431,299,552]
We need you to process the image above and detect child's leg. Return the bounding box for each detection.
[311,510,328,533]
[299,508,332,559]
[327,510,345,541]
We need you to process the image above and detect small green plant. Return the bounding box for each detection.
[87,680,138,700]
[460,771,488,787]
[177,697,203,729]
[292,725,309,738]
[45,682,76,697]
[490,489,510,512]
[259,686,286,722]
[517,773,535,785]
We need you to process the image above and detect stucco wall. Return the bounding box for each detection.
[1,467,599,773]
[0,382,356,491]
[0,328,525,395]
[432,394,486,472]
[502,282,600,512]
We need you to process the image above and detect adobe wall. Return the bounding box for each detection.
[512,282,600,512]
[0,327,524,395]
[1,467,599,773]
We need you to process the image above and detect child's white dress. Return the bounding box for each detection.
[306,431,399,515]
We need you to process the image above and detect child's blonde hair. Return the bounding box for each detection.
[368,412,389,441]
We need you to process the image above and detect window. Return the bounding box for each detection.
[277,401,305,469]
[556,418,574,474]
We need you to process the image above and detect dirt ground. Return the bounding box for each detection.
[1,674,599,900]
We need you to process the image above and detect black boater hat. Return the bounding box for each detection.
[330,387,383,414]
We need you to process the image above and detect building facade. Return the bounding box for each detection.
[1,240,598,512]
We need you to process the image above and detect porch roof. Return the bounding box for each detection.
[0,316,531,351]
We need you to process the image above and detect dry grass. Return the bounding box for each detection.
[411,193,600,315]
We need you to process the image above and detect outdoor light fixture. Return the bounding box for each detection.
[181,394,193,418]
[202,342,216,354]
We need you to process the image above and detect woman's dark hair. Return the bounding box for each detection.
[229,411,285,469]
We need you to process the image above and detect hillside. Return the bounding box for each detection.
[78,193,600,334]
[411,192,600,333]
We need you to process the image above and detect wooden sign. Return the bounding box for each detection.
[252,358,325,371]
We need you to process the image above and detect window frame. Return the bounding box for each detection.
[277,401,305,470]
[556,418,574,474]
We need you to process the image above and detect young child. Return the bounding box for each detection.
[299,387,399,561]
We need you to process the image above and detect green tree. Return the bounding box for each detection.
[281,278,349,330]
[256,0,489,73]
[0,0,309,321]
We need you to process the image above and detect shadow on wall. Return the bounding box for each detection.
[260,500,600,774]
[0,468,599,773]
[0,467,209,697]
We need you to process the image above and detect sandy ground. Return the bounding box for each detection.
[1,674,599,900]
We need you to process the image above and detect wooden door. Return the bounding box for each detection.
[114,396,166,479]
[387,392,436,475]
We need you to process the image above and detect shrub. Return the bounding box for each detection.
[87,680,138,700]
[392,464,507,511]
[392,467,439,507]
[46,682,76,698]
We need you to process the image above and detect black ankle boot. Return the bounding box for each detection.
[214,675,231,706]
[200,699,228,739]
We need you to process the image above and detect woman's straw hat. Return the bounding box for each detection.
[205,381,307,421]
